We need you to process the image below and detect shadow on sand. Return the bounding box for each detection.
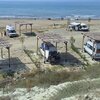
[60,52,83,67]
[23,32,36,37]
[0,57,30,73]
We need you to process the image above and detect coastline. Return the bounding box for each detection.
[0,15,100,20]
[0,17,100,30]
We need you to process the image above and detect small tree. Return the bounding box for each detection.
[26,79,33,92]
[88,17,91,22]
[19,36,25,50]
[70,36,75,46]
[88,17,91,29]
[67,18,70,31]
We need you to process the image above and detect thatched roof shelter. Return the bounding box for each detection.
[82,32,100,42]
[0,38,12,48]
[36,33,67,43]
[15,22,33,36]
[36,33,68,54]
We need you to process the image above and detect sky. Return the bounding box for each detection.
[0,0,97,1]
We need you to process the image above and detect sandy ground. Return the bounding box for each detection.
[0,19,100,99]
[0,19,99,73]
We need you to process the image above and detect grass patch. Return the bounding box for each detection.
[37,30,48,33]
[0,96,11,100]
[71,44,88,63]
[12,68,84,88]
[85,63,100,79]
[70,36,89,66]
[24,49,41,68]
[1,47,98,90]
[0,63,100,90]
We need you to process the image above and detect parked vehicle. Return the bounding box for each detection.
[40,42,60,64]
[68,22,89,31]
[84,40,100,59]
[5,25,18,37]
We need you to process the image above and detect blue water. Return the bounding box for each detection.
[0,1,100,19]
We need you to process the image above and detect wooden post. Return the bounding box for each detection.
[1,32,3,37]
[36,37,39,54]
[56,42,57,50]
[67,18,70,31]
[26,24,27,33]
[44,42,46,63]
[64,41,67,53]
[7,47,11,68]
[92,40,95,59]
[82,35,85,52]
[15,22,16,30]
[30,24,32,34]
[1,48,3,58]
[19,25,21,36]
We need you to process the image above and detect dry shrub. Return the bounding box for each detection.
[26,79,33,92]
[0,96,11,100]
[35,69,84,85]
[21,69,38,78]
[7,64,100,89]
[86,63,100,78]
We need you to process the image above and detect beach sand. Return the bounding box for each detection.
[0,18,99,72]
[0,19,100,99]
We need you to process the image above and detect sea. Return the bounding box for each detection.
[0,1,100,19]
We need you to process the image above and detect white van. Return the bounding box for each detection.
[40,42,60,64]
[69,22,89,31]
[84,40,100,59]
[6,25,18,37]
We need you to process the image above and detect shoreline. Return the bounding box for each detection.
[0,18,100,21]
[0,16,100,20]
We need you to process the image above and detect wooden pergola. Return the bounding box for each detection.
[36,33,68,54]
[0,38,12,68]
[82,32,100,57]
[15,22,33,36]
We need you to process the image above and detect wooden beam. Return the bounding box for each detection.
[1,32,3,37]
[43,42,46,63]
[56,42,57,50]
[36,37,39,54]
[19,25,21,36]
[30,24,32,34]
[64,41,67,53]
[82,35,85,52]
[15,22,16,30]
[7,47,11,68]
[1,48,3,58]
[92,40,95,59]
[26,25,27,33]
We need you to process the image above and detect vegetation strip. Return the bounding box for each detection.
[34,78,100,100]
[24,49,41,68]
[70,37,89,66]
